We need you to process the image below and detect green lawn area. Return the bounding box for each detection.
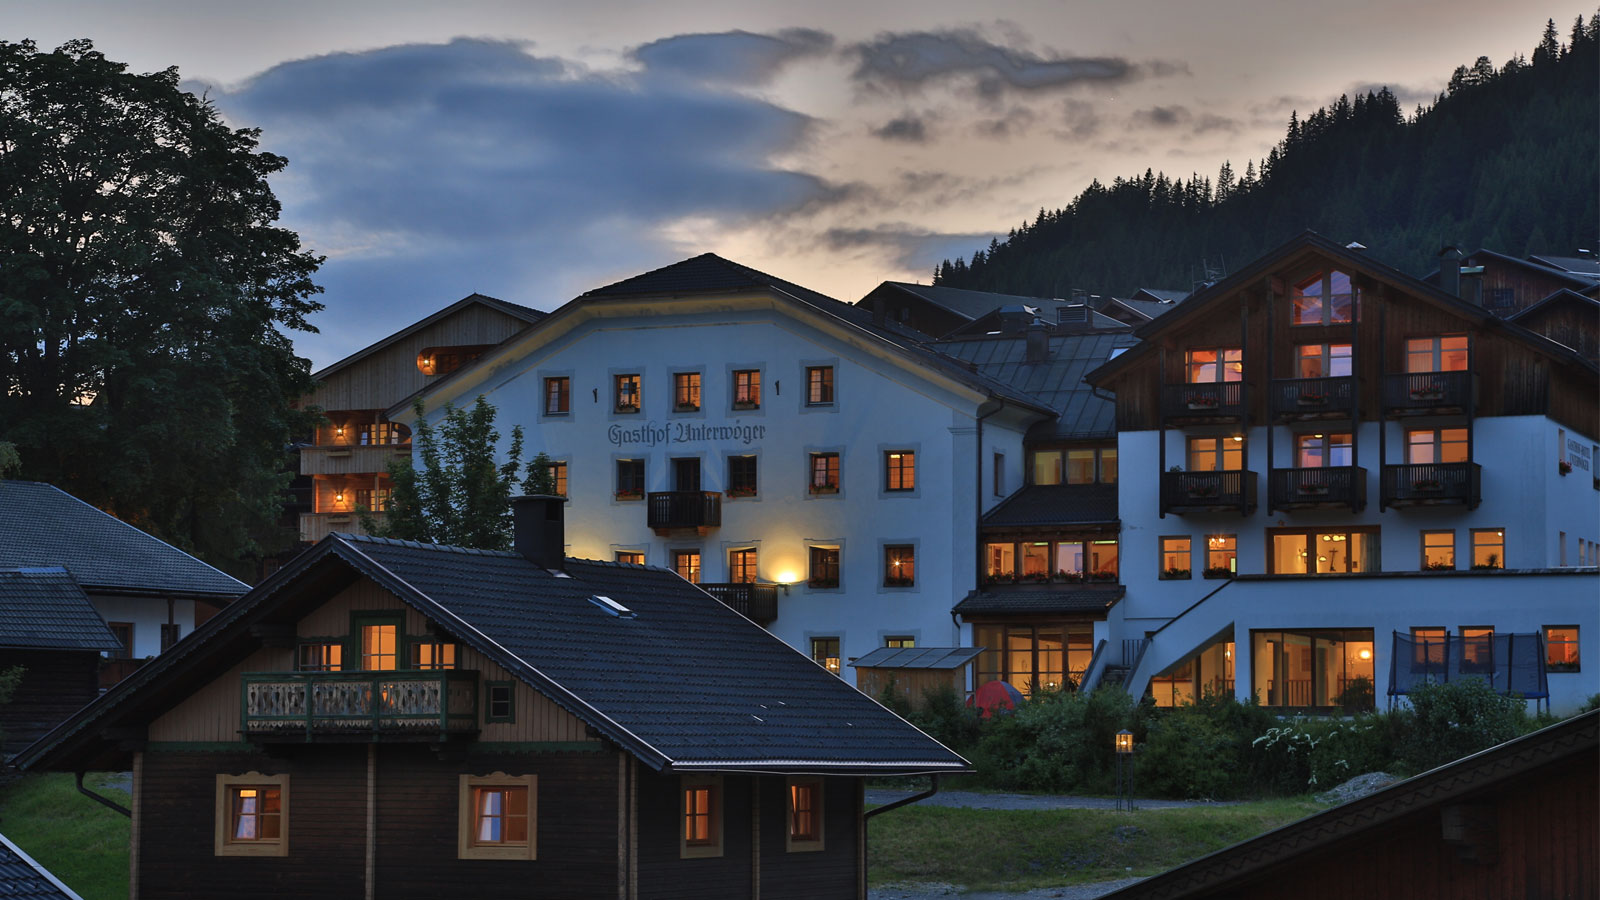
[0,773,130,900]
[867,798,1327,891]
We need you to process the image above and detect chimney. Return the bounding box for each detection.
[1459,265,1485,306]
[1025,319,1050,363]
[1439,245,1464,297]
[511,494,566,569]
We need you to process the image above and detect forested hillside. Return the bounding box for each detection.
[934,17,1598,296]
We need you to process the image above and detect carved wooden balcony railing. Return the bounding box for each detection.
[241,670,479,741]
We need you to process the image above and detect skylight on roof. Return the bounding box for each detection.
[588,595,636,619]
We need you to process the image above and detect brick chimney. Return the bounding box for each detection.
[511,495,566,569]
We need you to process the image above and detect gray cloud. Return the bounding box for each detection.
[631,28,834,85]
[209,38,841,365]
[822,224,993,271]
[1135,105,1190,127]
[850,29,1158,100]
[872,114,931,143]
[1193,113,1240,134]
[1058,99,1102,139]
[975,105,1036,138]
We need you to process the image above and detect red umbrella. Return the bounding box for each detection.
[967,680,1025,719]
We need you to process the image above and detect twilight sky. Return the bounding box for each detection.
[11,1,1587,368]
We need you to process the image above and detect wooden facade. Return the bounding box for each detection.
[0,649,100,751]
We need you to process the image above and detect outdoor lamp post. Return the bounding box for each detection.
[1115,729,1134,811]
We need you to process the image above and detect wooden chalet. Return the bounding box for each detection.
[1102,710,1598,900]
[0,569,121,752]
[16,497,968,900]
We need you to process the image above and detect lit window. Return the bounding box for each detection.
[297,641,342,672]
[359,422,409,446]
[885,451,915,491]
[786,778,824,852]
[808,547,840,589]
[681,777,723,858]
[1296,433,1353,468]
[1295,343,1353,378]
[732,369,761,409]
[214,773,288,857]
[1100,448,1118,483]
[811,637,841,676]
[546,461,568,497]
[1471,529,1504,569]
[543,377,570,415]
[360,621,398,671]
[805,366,834,406]
[410,641,457,670]
[1187,436,1243,472]
[673,373,701,412]
[1056,541,1084,580]
[1160,537,1191,579]
[672,550,701,584]
[728,548,758,584]
[614,374,641,412]
[458,774,537,860]
[485,682,516,723]
[1545,626,1580,672]
[1032,450,1062,485]
[1066,449,1097,484]
[1406,428,1469,464]
[1422,531,1455,570]
[985,542,1016,580]
[615,551,645,566]
[1204,535,1236,578]
[1269,529,1379,575]
[973,623,1090,694]
[1460,626,1495,674]
[1185,348,1243,383]
[1089,540,1119,581]
[884,545,915,587]
[885,636,916,648]
[355,487,390,512]
[1411,627,1447,672]
[727,455,758,497]
[1251,629,1374,709]
[1405,335,1469,373]
[1291,271,1356,325]
[809,452,840,494]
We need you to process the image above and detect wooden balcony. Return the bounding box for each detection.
[1382,371,1475,416]
[1160,470,1257,515]
[700,582,779,626]
[300,512,383,543]
[647,491,722,534]
[300,444,408,476]
[1269,466,1367,511]
[1268,376,1356,421]
[1381,462,1482,508]
[1160,382,1245,424]
[241,670,479,741]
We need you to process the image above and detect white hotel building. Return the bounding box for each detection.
[391,236,1599,713]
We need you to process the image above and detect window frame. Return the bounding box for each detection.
[614,458,646,501]
[409,640,458,671]
[107,622,134,659]
[1545,625,1581,673]
[808,545,841,590]
[296,640,343,672]
[726,454,758,498]
[1405,427,1469,465]
[1160,536,1192,579]
[542,376,571,417]
[614,550,646,566]
[1470,528,1505,570]
[545,460,568,498]
[680,776,723,859]
[1421,530,1455,571]
[883,544,916,588]
[1184,347,1244,384]
[884,450,916,493]
[785,777,825,852]
[1186,435,1244,472]
[484,681,516,723]
[1204,534,1237,578]
[1460,626,1496,675]
[613,373,642,413]
[351,612,403,671]
[810,637,842,676]
[672,549,702,584]
[808,451,841,495]
[1295,432,1353,468]
[458,773,538,861]
[731,368,762,410]
[1266,527,1380,575]
[804,365,835,407]
[1410,626,1448,673]
[672,371,702,413]
[727,547,758,584]
[215,772,289,857]
[1404,334,1469,374]
[1293,342,1353,379]
[1290,270,1357,327]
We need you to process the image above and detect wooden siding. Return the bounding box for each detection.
[855,667,967,711]
[301,445,408,476]
[637,770,755,900]
[299,512,377,542]
[0,649,101,750]
[148,648,286,742]
[305,304,533,411]
[1519,301,1599,364]
[1186,742,1596,900]
[758,776,860,900]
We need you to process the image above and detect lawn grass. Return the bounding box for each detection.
[0,772,130,900]
[867,798,1327,891]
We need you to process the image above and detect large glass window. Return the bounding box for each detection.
[1406,428,1469,464]
[1032,450,1063,485]
[1291,271,1356,326]
[1471,529,1504,569]
[1161,537,1192,579]
[1251,629,1375,709]
[1295,343,1352,378]
[1031,447,1116,485]
[1188,436,1244,471]
[974,624,1092,693]
[1269,528,1379,574]
[1405,335,1469,373]
[1065,449,1097,484]
[1150,638,1235,707]
[1296,432,1353,468]
[1186,348,1243,383]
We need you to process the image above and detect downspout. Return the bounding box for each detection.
[862,776,942,900]
[76,771,131,818]
[966,394,1006,649]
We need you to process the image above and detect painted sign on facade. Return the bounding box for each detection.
[607,421,767,448]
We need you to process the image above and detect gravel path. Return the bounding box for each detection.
[866,788,1237,811]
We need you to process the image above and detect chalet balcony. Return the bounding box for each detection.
[300,512,383,543]
[1382,371,1475,416]
[300,444,408,476]
[1268,376,1356,421]
[700,582,779,626]
[1160,382,1245,424]
[1381,462,1482,508]
[646,491,722,534]
[1269,466,1367,511]
[1160,470,1257,515]
[241,670,479,741]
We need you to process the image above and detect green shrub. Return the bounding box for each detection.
[961,687,1149,793]
[1398,678,1530,772]
[1135,710,1235,798]
[908,683,982,754]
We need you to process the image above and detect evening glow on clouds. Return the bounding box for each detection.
[10,0,1585,367]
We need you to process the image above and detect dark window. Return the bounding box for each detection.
[160,622,182,651]
[107,622,133,659]
[805,366,834,406]
[674,373,701,411]
[615,459,645,499]
[485,682,515,722]
[733,370,761,409]
[884,544,915,586]
[809,452,839,494]
[885,451,915,491]
[808,547,840,588]
[615,374,641,412]
[727,455,758,497]
[544,377,570,415]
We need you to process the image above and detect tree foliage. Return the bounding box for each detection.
[363,398,545,551]
[934,18,1598,296]
[0,40,323,575]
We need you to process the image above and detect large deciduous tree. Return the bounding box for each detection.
[0,39,323,574]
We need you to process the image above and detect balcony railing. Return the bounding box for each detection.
[1268,376,1356,420]
[241,670,479,740]
[700,582,779,626]
[1160,382,1245,422]
[1270,466,1367,510]
[1382,371,1474,415]
[300,512,383,543]
[300,444,408,476]
[1381,462,1482,508]
[646,491,722,531]
[1160,470,1257,514]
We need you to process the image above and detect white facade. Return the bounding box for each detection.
[90,593,201,660]
[397,288,1043,681]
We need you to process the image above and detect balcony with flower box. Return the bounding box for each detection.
[1269,466,1367,511]
[1381,462,1482,508]
[1160,470,1258,515]
[1160,382,1246,424]
[240,670,479,742]
[1268,376,1356,422]
[1382,371,1475,416]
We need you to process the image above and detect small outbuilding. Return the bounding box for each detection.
[0,568,122,751]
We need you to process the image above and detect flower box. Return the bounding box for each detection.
[808,484,839,495]
[883,575,915,587]
[1558,460,1573,475]
[1089,571,1118,583]
[1298,484,1330,496]
[614,490,643,501]
[1184,394,1220,410]
[614,404,639,414]
[1161,567,1191,580]
[1296,393,1327,405]
[1202,566,1234,580]
[724,487,757,498]
[1408,385,1445,401]
[1186,486,1219,499]
[1411,480,1443,492]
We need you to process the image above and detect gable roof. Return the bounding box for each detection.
[934,332,1138,439]
[0,833,85,900]
[981,483,1119,528]
[0,569,121,652]
[1102,710,1598,899]
[17,533,969,777]
[851,646,983,670]
[861,282,1074,323]
[1509,287,1600,323]
[310,293,545,382]
[0,482,246,599]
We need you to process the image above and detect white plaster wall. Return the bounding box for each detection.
[90,594,195,659]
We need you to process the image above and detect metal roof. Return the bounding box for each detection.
[934,332,1138,439]
[953,588,1123,616]
[0,569,121,652]
[982,484,1119,528]
[851,646,984,670]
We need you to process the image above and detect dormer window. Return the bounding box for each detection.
[1292,271,1356,325]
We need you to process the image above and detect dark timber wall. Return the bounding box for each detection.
[0,649,101,751]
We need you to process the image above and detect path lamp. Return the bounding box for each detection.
[1115,729,1135,811]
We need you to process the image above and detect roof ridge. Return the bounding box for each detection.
[337,533,522,558]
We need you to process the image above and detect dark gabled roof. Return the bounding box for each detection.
[0,569,121,652]
[940,306,1130,339]
[982,484,1118,528]
[310,292,545,382]
[934,333,1138,439]
[953,587,1123,616]
[0,482,245,599]
[1509,288,1600,323]
[1110,295,1186,321]
[1130,288,1190,304]
[0,833,84,900]
[851,647,983,670]
[1527,254,1600,276]
[1102,710,1599,899]
[569,255,1053,416]
[18,533,968,777]
[867,282,1075,322]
